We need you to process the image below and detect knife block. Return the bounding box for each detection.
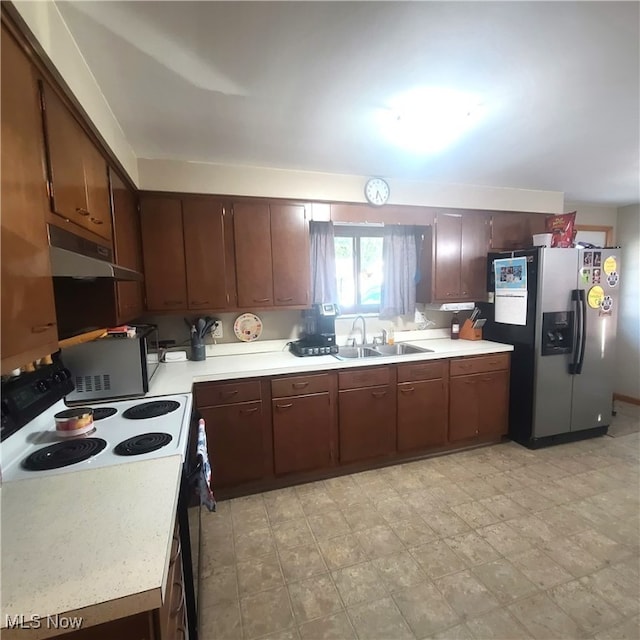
[460,319,482,341]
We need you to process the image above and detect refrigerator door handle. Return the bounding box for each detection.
[569,289,586,375]
[576,289,587,374]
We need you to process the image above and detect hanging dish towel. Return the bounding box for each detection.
[197,418,216,512]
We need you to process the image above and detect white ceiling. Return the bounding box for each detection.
[57,1,639,206]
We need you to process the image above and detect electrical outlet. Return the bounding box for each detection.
[212,322,223,339]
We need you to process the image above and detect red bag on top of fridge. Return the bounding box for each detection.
[545,211,576,247]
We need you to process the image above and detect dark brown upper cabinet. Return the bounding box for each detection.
[111,169,144,323]
[140,195,188,311]
[1,24,59,373]
[40,82,112,243]
[233,201,310,309]
[183,197,237,310]
[491,212,548,250]
[418,211,490,303]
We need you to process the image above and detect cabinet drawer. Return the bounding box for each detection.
[450,353,510,376]
[339,366,390,390]
[195,380,261,407]
[272,373,329,397]
[397,360,447,382]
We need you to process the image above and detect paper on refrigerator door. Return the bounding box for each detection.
[494,257,528,325]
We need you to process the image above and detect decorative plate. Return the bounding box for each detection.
[233,313,263,342]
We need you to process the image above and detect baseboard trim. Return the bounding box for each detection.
[613,393,640,407]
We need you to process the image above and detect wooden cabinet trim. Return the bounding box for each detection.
[450,353,510,376]
[195,380,262,407]
[272,373,330,397]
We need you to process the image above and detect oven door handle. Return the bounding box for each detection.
[187,454,204,485]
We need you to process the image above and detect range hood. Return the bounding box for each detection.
[48,225,143,282]
[423,302,476,312]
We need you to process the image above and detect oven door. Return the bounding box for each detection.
[178,410,204,640]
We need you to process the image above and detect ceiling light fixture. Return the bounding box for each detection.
[376,87,484,154]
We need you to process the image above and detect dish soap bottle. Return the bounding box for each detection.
[387,328,395,345]
[451,312,460,340]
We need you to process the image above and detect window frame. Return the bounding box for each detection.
[334,225,384,315]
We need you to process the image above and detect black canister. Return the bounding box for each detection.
[190,338,206,361]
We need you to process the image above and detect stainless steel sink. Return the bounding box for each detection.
[334,346,383,360]
[372,343,434,356]
[334,343,433,360]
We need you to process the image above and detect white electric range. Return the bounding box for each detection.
[1,393,193,483]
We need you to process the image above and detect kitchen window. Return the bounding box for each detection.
[334,226,384,314]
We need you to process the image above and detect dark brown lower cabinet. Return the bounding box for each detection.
[272,393,333,474]
[339,385,396,463]
[449,370,509,441]
[397,379,448,451]
[200,401,267,487]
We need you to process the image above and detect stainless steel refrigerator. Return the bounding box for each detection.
[479,247,620,448]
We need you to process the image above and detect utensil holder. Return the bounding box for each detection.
[190,339,206,361]
[460,319,482,341]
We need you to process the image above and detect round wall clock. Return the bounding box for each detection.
[364,177,390,207]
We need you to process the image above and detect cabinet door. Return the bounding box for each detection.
[450,371,509,441]
[200,402,266,487]
[140,196,187,310]
[1,26,59,373]
[82,134,112,241]
[477,370,509,436]
[233,202,273,307]
[461,213,490,301]
[111,170,144,322]
[183,197,236,310]
[397,379,448,451]
[41,82,88,227]
[270,203,310,306]
[434,214,462,299]
[273,393,332,474]
[491,212,548,250]
[339,386,396,463]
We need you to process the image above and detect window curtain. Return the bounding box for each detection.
[309,221,338,304]
[380,226,419,318]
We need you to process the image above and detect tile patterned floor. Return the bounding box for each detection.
[199,406,640,640]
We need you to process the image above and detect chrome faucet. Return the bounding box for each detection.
[351,315,367,346]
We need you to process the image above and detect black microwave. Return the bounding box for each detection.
[62,325,160,403]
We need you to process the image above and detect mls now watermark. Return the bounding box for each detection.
[5,614,83,630]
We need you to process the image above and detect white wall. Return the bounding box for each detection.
[138,158,564,214]
[614,204,640,400]
[13,0,138,183]
[565,201,618,241]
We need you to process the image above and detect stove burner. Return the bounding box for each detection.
[114,432,173,456]
[22,438,107,471]
[92,407,117,421]
[122,400,180,420]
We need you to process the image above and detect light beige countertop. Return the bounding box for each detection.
[0,455,183,639]
[147,332,514,397]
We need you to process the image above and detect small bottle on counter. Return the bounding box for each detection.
[451,313,460,340]
[387,328,395,345]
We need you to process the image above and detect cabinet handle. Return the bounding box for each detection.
[31,322,56,333]
[90,217,103,225]
[462,291,468,295]
[276,403,293,409]
[75,208,90,216]
[399,386,415,393]
[371,390,387,398]
[191,300,210,305]
[170,579,185,618]
[446,292,454,296]
[253,298,270,303]
[481,376,494,382]
[277,297,293,302]
[459,363,472,369]
[240,407,259,414]
[292,382,309,389]
[221,389,239,397]
[164,300,183,306]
